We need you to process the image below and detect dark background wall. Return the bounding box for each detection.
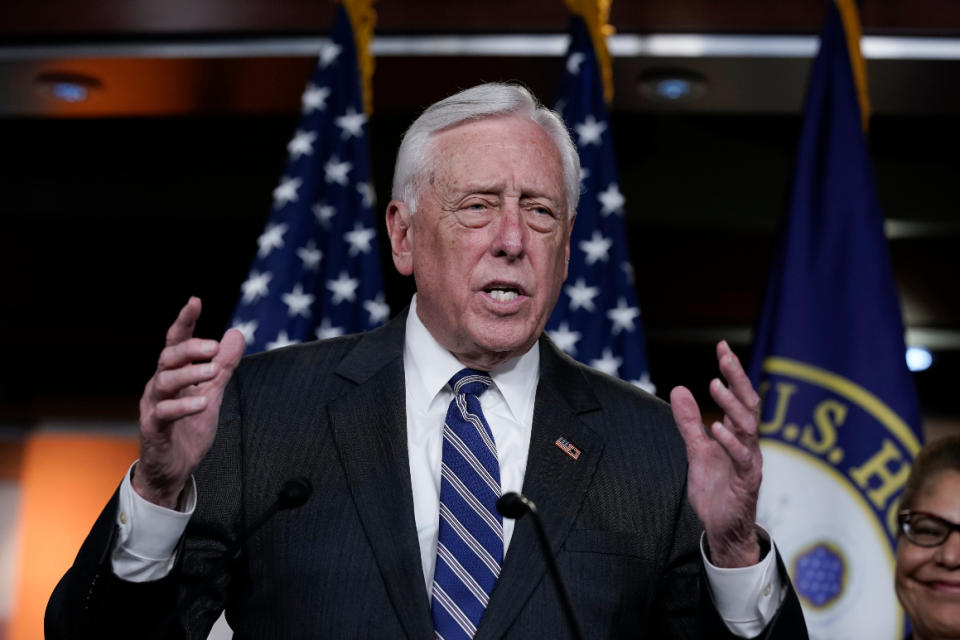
[0,0,957,436]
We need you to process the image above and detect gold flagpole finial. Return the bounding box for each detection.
[564,0,615,104]
[340,0,377,115]
[833,0,871,132]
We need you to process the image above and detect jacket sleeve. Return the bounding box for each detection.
[45,373,245,640]
[44,488,186,640]
[648,474,809,639]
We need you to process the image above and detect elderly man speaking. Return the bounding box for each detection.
[46,84,807,639]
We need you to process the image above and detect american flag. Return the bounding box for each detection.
[229,5,388,354]
[547,15,653,393]
[554,436,582,461]
[749,2,922,635]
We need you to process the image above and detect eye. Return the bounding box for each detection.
[907,514,949,544]
[524,205,561,233]
[460,198,494,212]
[455,198,496,228]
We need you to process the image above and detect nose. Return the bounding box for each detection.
[493,200,525,259]
[936,529,960,568]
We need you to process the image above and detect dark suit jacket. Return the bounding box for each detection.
[46,311,807,639]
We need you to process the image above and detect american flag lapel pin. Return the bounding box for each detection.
[554,436,581,461]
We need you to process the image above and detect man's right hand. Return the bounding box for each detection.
[133,297,245,508]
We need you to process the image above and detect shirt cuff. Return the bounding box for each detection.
[700,525,786,638]
[111,461,195,582]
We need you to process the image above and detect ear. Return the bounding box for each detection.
[562,212,576,280]
[386,200,414,276]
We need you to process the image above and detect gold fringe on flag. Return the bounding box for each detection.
[564,0,615,104]
[833,0,871,132]
[340,0,377,114]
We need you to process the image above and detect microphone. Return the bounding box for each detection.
[149,477,313,639]
[276,477,312,509]
[241,477,313,542]
[497,492,585,640]
[495,491,533,520]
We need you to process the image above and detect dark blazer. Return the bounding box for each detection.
[46,311,807,639]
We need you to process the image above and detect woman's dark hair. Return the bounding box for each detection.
[900,434,960,511]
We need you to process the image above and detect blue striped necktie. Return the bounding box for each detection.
[432,368,503,640]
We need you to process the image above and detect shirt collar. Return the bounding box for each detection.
[404,295,540,422]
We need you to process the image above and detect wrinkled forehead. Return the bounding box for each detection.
[424,115,567,194]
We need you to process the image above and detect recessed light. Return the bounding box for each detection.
[35,72,102,103]
[906,346,933,372]
[637,69,707,103]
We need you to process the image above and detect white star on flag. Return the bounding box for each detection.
[257,223,288,258]
[312,202,336,229]
[566,52,586,75]
[548,322,582,356]
[297,241,322,270]
[301,84,331,113]
[324,156,352,186]
[282,283,315,317]
[315,318,345,340]
[565,278,600,312]
[630,373,656,394]
[241,270,272,303]
[318,40,343,68]
[575,114,606,146]
[328,271,359,304]
[356,181,376,208]
[545,15,653,392]
[363,293,391,325]
[231,319,258,345]
[266,331,299,351]
[597,183,625,216]
[580,230,612,265]
[607,297,641,334]
[273,177,302,209]
[287,130,317,159]
[229,6,389,357]
[590,348,623,377]
[335,107,367,139]
[344,223,375,256]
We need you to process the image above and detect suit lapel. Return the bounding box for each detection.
[328,312,434,640]
[475,338,606,640]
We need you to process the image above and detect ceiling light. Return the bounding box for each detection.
[35,72,102,103]
[637,69,707,103]
[906,346,933,372]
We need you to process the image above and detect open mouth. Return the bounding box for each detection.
[484,286,522,302]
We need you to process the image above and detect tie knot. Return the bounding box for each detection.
[449,368,492,397]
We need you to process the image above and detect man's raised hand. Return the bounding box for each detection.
[670,340,763,568]
[133,297,245,508]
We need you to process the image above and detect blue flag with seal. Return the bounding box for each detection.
[230,3,387,354]
[749,1,923,637]
[547,8,653,392]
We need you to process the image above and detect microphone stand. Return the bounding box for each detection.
[497,492,585,640]
[148,477,313,640]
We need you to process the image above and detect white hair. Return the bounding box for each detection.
[390,83,580,217]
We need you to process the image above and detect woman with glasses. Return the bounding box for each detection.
[896,434,960,639]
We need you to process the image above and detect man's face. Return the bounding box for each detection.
[387,115,573,370]
[895,470,960,639]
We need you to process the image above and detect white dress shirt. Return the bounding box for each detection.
[113,295,783,635]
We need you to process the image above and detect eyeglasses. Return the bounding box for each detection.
[898,510,960,547]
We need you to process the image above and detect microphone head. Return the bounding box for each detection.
[497,492,533,519]
[277,477,313,510]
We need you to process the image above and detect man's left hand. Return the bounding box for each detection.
[670,340,763,568]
